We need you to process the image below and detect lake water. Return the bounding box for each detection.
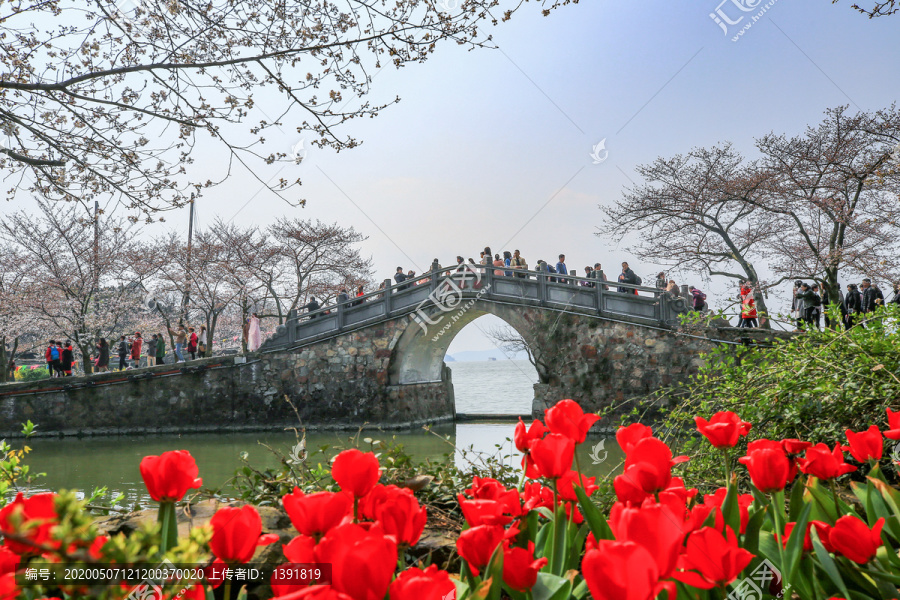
[20,360,623,504]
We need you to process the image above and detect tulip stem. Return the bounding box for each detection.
[722,449,731,488]
[157,501,178,555]
[829,479,842,517]
[573,449,586,491]
[550,479,559,574]
[353,496,359,523]
[224,579,232,600]
[769,491,789,594]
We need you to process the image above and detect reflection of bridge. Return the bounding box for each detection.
[0,264,719,437]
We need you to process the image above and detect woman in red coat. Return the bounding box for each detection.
[131,332,143,368]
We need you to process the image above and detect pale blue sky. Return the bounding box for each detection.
[7,1,899,351]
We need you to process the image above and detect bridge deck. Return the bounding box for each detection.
[260,263,689,353]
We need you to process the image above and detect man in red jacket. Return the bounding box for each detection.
[45,340,55,377]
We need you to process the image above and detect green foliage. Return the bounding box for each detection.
[0,421,44,505]
[14,367,50,382]
[656,304,900,488]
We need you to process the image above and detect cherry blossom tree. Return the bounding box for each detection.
[0,0,569,218]
[0,201,150,374]
[600,144,777,325]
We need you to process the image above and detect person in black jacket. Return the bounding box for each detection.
[394,267,408,291]
[617,262,638,294]
[301,297,320,319]
[61,341,74,376]
[861,279,880,314]
[117,335,128,370]
[821,285,845,329]
[890,282,900,306]
[844,284,862,328]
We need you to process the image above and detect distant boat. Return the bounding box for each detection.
[487,357,497,361]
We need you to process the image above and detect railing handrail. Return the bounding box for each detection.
[260,261,685,351]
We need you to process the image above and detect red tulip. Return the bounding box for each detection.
[210,505,279,565]
[332,449,381,497]
[797,443,857,481]
[376,489,427,547]
[781,438,812,456]
[529,433,575,480]
[389,565,456,600]
[608,501,685,578]
[139,450,203,502]
[274,587,355,600]
[782,521,831,553]
[885,408,900,440]
[617,437,686,495]
[545,399,600,444]
[582,541,675,600]
[514,418,546,452]
[843,425,883,462]
[0,546,20,576]
[503,543,548,592]
[521,482,554,513]
[828,515,884,564]
[463,477,522,516]
[0,574,18,600]
[283,535,316,563]
[456,524,511,576]
[314,523,397,600]
[674,527,754,589]
[694,412,752,449]
[616,423,653,454]
[283,489,352,539]
[272,539,327,597]
[459,498,514,527]
[556,470,598,502]
[0,492,59,555]
[738,447,791,493]
[703,488,753,534]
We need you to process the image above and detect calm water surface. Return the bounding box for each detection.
[21,360,623,504]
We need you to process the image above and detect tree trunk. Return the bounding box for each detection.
[0,336,7,383]
[79,342,94,375]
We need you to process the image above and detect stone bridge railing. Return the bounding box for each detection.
[260,263,691,352]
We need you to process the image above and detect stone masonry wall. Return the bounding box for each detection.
[529,313,786,423]
[0,318,455,437]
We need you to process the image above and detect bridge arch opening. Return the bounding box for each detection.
[388,303,540,415]
[445,315,538,416]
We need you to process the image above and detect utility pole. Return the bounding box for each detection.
[93,200,99,293]
[182,198,195,322]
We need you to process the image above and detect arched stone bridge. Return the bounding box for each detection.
[0,264,755,437]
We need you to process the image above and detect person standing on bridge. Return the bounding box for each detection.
[146,334,157,367]
[61,341,74,376]
[167,323,187,362]
[131,332,143,368]
[156,332,166,364]
[739,283,757,328]
[492,253,504,276]
[618,262,639,294]
[593,263,609,290]
[117,335,129,370]
[95,338,110,372]
[555,254,568,284]
[248,312,262,352]
[302,297,320,319]
[394,267,407,291]
[511,250,527,278]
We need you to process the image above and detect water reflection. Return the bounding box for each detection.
[22,423,623,506]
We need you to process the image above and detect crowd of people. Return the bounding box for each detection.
[791,279,900,330]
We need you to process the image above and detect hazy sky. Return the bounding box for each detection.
[7,0,899,352]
